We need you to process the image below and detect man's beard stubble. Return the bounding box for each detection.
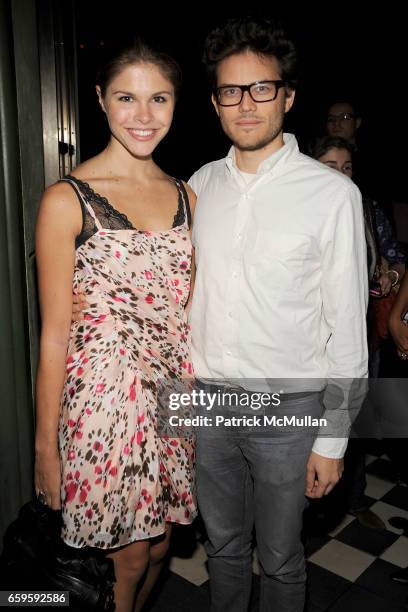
[230,117,285,152]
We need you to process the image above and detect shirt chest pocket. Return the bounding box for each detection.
[247,231,315,292]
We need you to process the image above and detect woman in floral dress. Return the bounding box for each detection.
[34,41,196,612]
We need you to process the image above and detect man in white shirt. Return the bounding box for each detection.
[188,17,368,612]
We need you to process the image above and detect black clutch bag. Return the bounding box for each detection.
[0,500,116,611]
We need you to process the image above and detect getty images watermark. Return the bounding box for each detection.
[157,377,408,439]
[165,388,328,429]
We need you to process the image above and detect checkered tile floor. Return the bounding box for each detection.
[146,441,408,611]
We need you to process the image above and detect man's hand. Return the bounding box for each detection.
[378,273,393,296]
[72,291,88,322]
[305,451,344,498]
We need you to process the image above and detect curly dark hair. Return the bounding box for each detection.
[203,16,298,90]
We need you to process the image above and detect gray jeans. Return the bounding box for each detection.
[195,385,324,612]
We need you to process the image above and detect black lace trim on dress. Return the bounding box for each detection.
[61,175,187,249]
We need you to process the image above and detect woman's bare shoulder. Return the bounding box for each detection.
[38,180,82,234]
[41,180,78,207]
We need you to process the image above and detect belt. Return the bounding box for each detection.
[196,380,319,402]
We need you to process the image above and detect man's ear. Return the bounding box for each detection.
[356,117,362,130]
[284,88,296,114]
[211,94,220,118]
[96,86,106,113]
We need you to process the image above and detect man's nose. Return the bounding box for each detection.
[239,90,257,112]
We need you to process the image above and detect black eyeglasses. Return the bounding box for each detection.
[214,80,287,107]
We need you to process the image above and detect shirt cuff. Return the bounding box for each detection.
[312,437,348,459]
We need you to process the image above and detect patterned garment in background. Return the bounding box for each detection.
[373,200,406,266]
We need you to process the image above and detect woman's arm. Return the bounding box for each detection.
[35,182,81,508]
[389,271,408,356]
[375,203,406,289]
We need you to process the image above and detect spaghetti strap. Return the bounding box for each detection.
[174,179,192,229]
[60,176,103,231]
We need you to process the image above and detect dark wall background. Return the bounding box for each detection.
[75,3,408,200]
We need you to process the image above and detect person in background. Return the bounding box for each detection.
[389,272,408,359]
[314,136,405,305]
[313,135,405,530]
[388,271,408,584]
[326,101,361,145]
[325,100,372,196]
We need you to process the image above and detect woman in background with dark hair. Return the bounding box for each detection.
[34,40,196,612]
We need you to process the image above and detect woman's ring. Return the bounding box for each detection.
[38,491,48,505]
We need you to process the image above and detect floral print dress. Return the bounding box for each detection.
[57,175,196,549]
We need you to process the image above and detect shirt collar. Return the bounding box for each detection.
[225,132,299,176]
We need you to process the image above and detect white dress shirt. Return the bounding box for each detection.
[188,133,368,458]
